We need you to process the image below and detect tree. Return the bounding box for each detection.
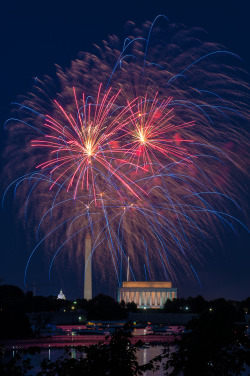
[0,285,25,312]
[0,310,33,339]
[163,298,181,313]
[0,346,40,375]
[186,295,208,314]
[87,293,127,320]
[0,285,24,300]
[126,301,137,312]
[162,309,250,375]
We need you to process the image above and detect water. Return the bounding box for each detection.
[138,346,165,375]
[7,345,250,376]
[7,345,164,375]
[4,328,250,376]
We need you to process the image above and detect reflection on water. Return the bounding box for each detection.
[70,347,76,359]
[9,344,250,376]
[137,346,164,376]
[9,345,164,376]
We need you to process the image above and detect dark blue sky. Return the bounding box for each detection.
[0,0,249,300]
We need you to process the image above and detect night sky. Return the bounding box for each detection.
[0,0,249,301]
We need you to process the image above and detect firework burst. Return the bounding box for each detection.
[30,84,144,201]
[122,93,195,169]
[3,16,249,294]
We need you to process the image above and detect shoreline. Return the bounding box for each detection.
[1,333,178,350]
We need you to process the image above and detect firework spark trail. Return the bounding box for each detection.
[31,84,147,201]
[3,15,249,293]
[121,94,195,169]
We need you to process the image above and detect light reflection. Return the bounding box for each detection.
[143,347,147,376]
[71,347,76,359]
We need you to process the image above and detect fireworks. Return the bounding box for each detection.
[3,16,249,294]
[30,85,140,201]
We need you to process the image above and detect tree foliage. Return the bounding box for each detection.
[0,346,40,376]
[162,307,250,376]
[86,293,127,320]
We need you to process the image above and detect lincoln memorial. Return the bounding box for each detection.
[117,281,177,309]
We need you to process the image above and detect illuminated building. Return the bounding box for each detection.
[57,289,66,300]
[117,281,177,308]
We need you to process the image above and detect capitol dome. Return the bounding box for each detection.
[57,289,66,300]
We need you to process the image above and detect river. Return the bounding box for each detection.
[3,324,250,375]
[8,345,165,375]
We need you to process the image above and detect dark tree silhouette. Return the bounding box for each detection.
[87,293,127,320]
[162,308,250,375]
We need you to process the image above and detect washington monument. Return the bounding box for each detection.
[84,233,92,300]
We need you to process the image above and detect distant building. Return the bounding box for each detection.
[57,289,66,300]
[117,281,177,309]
